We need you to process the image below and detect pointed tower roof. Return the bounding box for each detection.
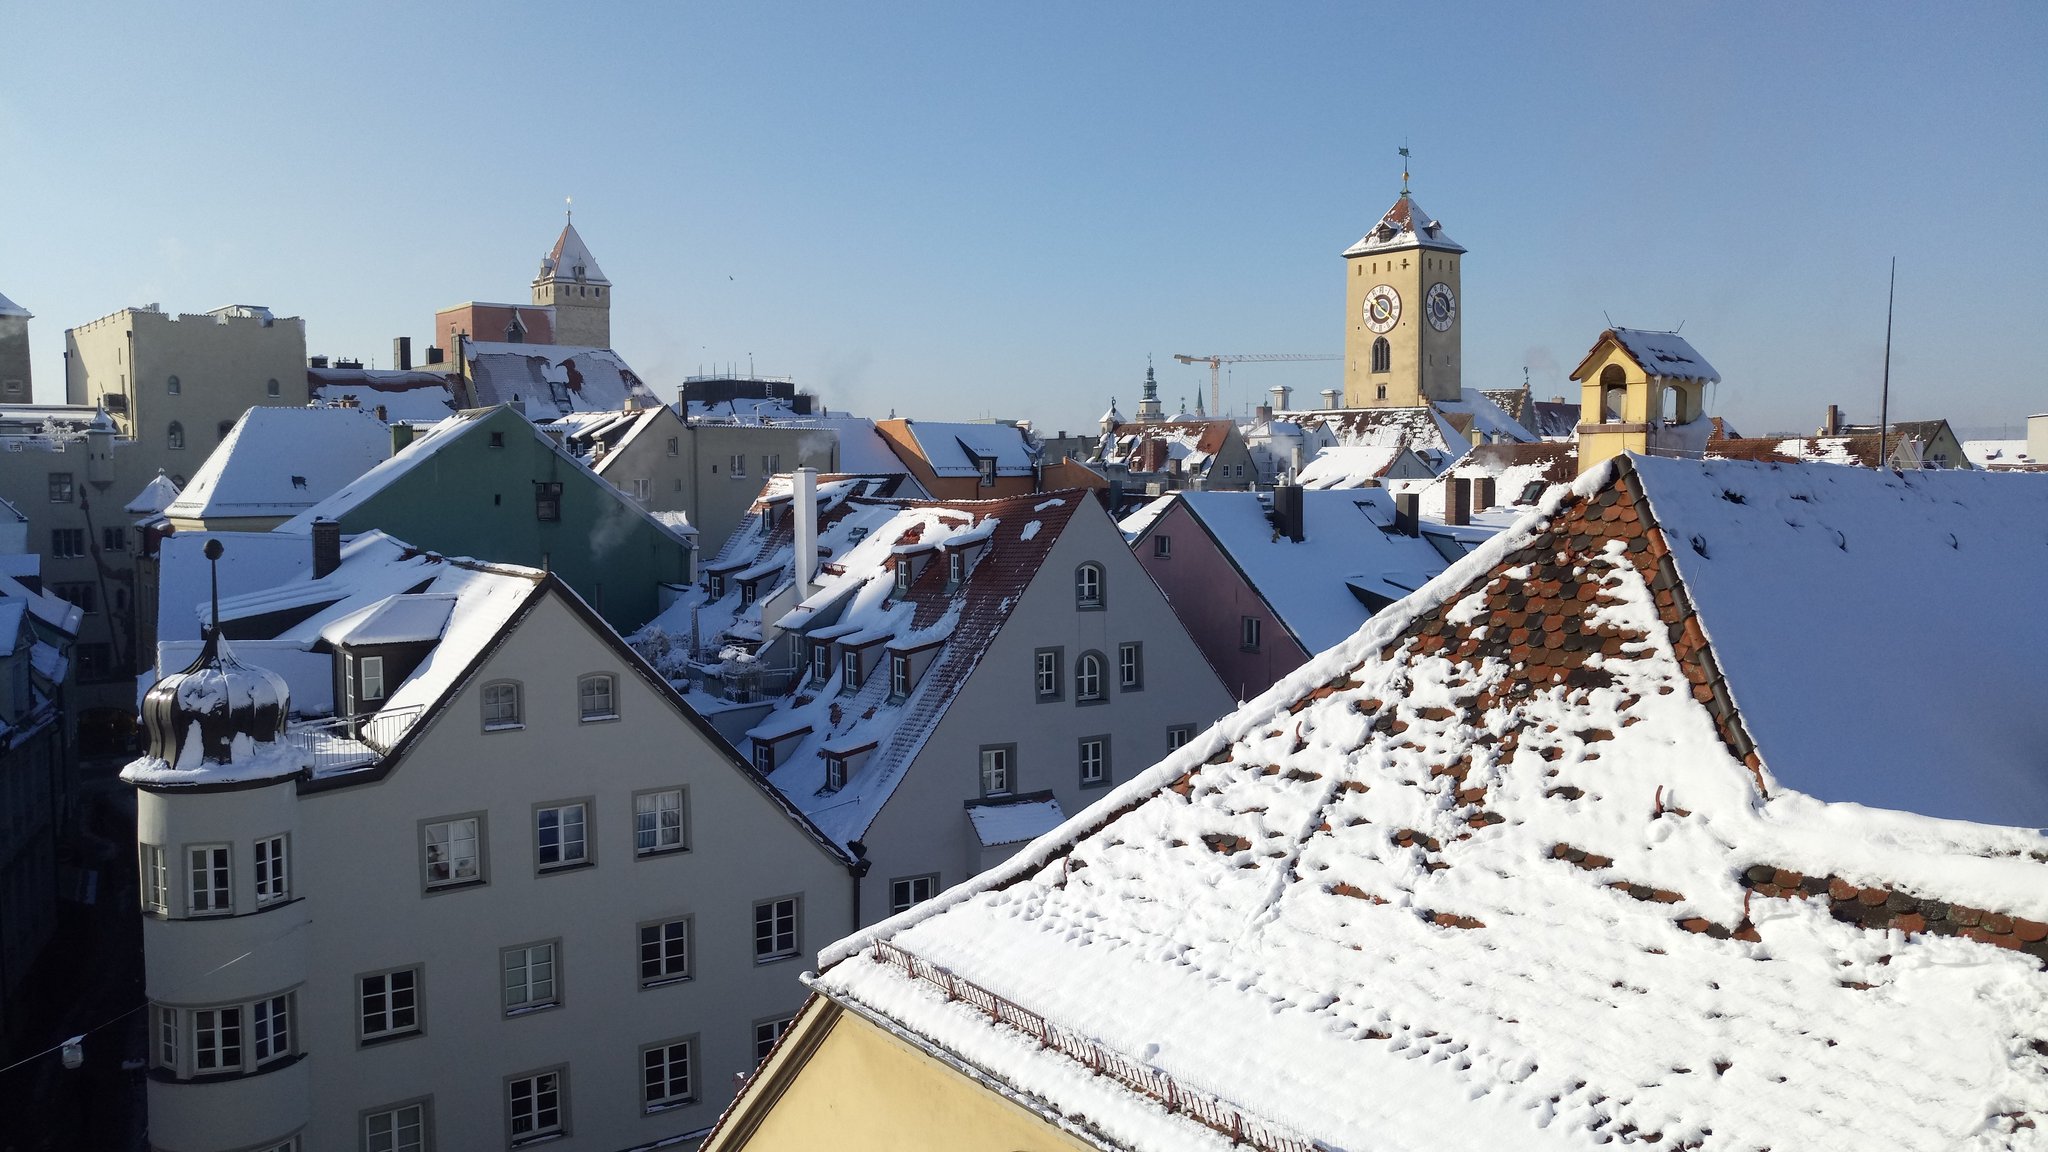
[1342,193,1465,257]
[538,220,609,285]
[0,291,30,319]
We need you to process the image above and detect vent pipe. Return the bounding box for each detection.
[1321,388,1341,410]
[794,467,818,602]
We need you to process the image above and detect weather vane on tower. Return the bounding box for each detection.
[1399,143,1411,196]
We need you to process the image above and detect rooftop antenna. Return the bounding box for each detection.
[1674,319,1686,333]
[1880,257,1897,467]
[1602,310,1615,329]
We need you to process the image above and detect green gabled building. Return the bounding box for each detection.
[278,404,693,632]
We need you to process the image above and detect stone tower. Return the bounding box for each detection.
[0,291,31,401]
[1342,187,1464,409]
[532,214,612,348]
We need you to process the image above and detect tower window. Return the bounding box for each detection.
[1371,338,1390,374]
[167,422,185,450]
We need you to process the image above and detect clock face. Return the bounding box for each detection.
[1426,282,1457,332]
[1363,284,1401,334]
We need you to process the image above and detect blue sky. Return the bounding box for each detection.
[4,2,2043,436]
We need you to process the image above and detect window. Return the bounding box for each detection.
[489,431,506,448]
[1167,725,1194,751]
[360,968,421,1041]
[254,835,289,905]
[1153,534,1171,558]
[482,681,522,729]
[894,557,912,593]
[266,377,281,397]
[195,1006,243,1072]
[639,918,691,985]
[979,745,1013,796]
[54,583,96,614]
[666,436,679,457]
[502,941,560,1014]
[1079,735,1109,788]
[947,550,965,584]
[762,453,780,474]
[168,421,185,450]
[753,742,775,773]
[643,1039,695,1112]
[753,897,799,962]
[535,802,588,869]
[977,457,996,487]
[1241,616,1262,651]
[824,756,847,791]
[156,1006,177,1070]
[47,472,72,503]
[1376,384,1388,401]
[167,374,181,395]
[888,654,910,700]
[890,874,938,915]
[578,674,616,721]
[102,526,127,552]
[364,1101,428,1152]
[1034,647,1062,700]
[1118,642,1143,690]
[252,994,291,1065]
[1074,563,1104,608]
[534,481,561,522]
[729,454,747,478]
[423,816,481,888]
[754,1016,795,1064]
[508,1068,565,1144]
[809,642,830,685]
[1075,652,1104,702]
[358,655,386,702]
[2,378,17,395]
[630,477,651,501]
[188,845,230,914]
[840,648,862,689]
[1371,337,1391,374]
[141,844,167,913]
[634,788,686,855]
[50,528,84,558]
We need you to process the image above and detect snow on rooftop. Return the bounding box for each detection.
[1294,445,1411,488]
[1604,328,1721,383]
[902,421,1038,477]
[967,796,1067,848]
[1341,193,1465,257]
[308,368,458,423]
[166,406,390,520]
[540,220,607,284]
[1963,438,2037,469]
[812,458,2048,1152]
[318,593,457,647]
[463,341,654,415]
[125,470,183,515]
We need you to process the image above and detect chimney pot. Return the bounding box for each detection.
[1320,388,1341,410]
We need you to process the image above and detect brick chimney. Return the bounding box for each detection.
[312,518,342,580]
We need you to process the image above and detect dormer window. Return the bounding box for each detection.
[359,656,385,702]
[708,574,726,598]
[888,654,910,701]
[824,756,847,792]
[841,649,862,691]
[895,558,913,593]
[948,551,965,585]
[977,457,996,487]
[809,642,831,686]
[740,581,757,607]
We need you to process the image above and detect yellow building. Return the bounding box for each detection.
[1568,326,1719,475]
[1342,189,1464,409]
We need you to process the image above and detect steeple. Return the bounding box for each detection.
[1341,163,1466,409]
[532,206,613,348]
[1136,360,1164,423]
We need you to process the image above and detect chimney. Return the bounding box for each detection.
[1270,385,1291,412]
[392,424,415,454]
[1471,475,1496,512]
[793,467,819,603]
[309,354,329,368]
[425,345,445,365]
[1394,491,1420,537]
[1823,403,1840,436]
[312,518,342,580]
[1446,477,1471,527]
[393,336,413,372]
[1255,404,1272,423]
[1320,388,1341,410]
[375,404,388,423]
[1273,483,1305,542]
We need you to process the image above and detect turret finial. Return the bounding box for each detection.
[565,195,573,222]
[1399,144,1410,196]
[203,538,224,642]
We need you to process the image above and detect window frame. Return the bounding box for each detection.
[533,799,592,872]
[1033,646,1062,701]
[481,680,523,731]
[187,843,231,916]
[641,1035,698,1114]
[253,833,290,906]
[752,895,801,964]
[753,1015,796,1065]
[947,550,965,585]
[633,787,688,857]
[420,813,485,892]
[887,653,910,701]
[840,647,862,690]
[1153,534,1171,558]
[167,374,181,395]
[501,938,563,1016]
[361,1097,431,1152]
[1118,641,1143,691]
[168,421,186,450]
[1074,651,1105,704]
[506,1065,569,1146]
[979,743,1015,797]
[1167,724,1195,751]
[638,915,693,988]
[1078,734,1110,789]
[193,1005,244,1074]
[358,965,424,1045]
[1240,615,1262,652]
[50,527,85,558]
[251,993,292,1067]
[889,873,938,915]
[576,673,617,722]
[102,525,127,553]
[47,472,73,503]
[729,453,747,478]
[358,655,386,703]
[809,641,831,686]
[1074,562,1105,609]
[141,843,168,914]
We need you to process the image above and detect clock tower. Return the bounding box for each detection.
[1342,187,1464,408]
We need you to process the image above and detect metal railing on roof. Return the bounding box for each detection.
[288,705,423,775]
[866,940,1333,1152]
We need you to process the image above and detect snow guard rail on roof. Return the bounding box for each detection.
[867,940,1334,1152]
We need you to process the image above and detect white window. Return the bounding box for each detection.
[753,897,799,961]
[889,874,938,914]
[888,654,910,699]
[762,453,780,474]
[1079,737,1107,787]
[536,803,588,869]
[578,674,616,721]
[156,1005,177,1069]
[360,655,386,702]
[360,968,420,1040]
[252,994,291,1065]
[841,648,862,689]
[1075,563,1103,608]
[1075,653,1103,702]
[640,918,690,985]
[1153,534,1171,557]
[1167,725,1193,750]
[753,1017,795,1064]
[194,1006,242,1072]
[631,477,651,501]
[141,844,167,913]
[424,817,480,887]
[1241,615,1262,651]
[643,1039,694,1111]
[753,742,775,773]
[364,1102,426,1152]
[503,942,559,1014]
[1034,649,1060,699]
[482,681,522,729]
[509,1069,565,1144]
[1118,642,1142,690]
[894,558,912,592]
[188,845,230,914]
[824,756,846,791]
[980,746,1012,796]
[634,789,686,855]
[809,642,830,685]
[948,551,965,584]
[729,454,747,478]
[254,835,289,905]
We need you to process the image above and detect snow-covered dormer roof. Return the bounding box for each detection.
[125,470,183,515]
[538,221,608,285]
[1342,193,1465,257]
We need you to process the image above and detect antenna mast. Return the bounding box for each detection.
[1880,257,1896,468]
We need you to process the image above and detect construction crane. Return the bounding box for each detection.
[1172,353,1342,418]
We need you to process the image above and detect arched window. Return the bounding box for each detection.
[166,422,185,450]
[578,673,617,721]
[1075,652,1104,702]
[1600,365,1627,423]
[266,378,280,398]
[166,375,181,395]
[1370,338,1390,374]
[1074,563,1104,609]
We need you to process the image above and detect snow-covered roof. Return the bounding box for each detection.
[808,416,916,477]
[165,406,390,522]
[1098,420,1238,478]
[1434,388,1538,445]
[318,593,456,647]
[895,421,1038,478]
[308,367,458,423]
[1115,493,1176,542]
[807,456,2048,1152]
[0,291,30,319]
[463,341,655,415]
[125,470,183,515]
[1708,422,1962,471]
[1963,438,2040,470]
[538,220,608,284]
[967,795,1068,848]
[545,406,667,471]
[1279,406,1472,472]
[1574,328,1721,384]
[1341,193,1465,256]
[0,571,79,636]
[1294,445,1414,488]
[686,396,809,424]
[637,489,1088,848]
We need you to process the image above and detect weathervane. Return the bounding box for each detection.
[1399,144,1411,195]
[565,195,573,222]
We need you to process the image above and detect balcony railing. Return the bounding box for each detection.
[288,705,423,775]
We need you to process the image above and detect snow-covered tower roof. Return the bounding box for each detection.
[0,291,31,319]
[539,220,608,285]
[1342,193,1465,257]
